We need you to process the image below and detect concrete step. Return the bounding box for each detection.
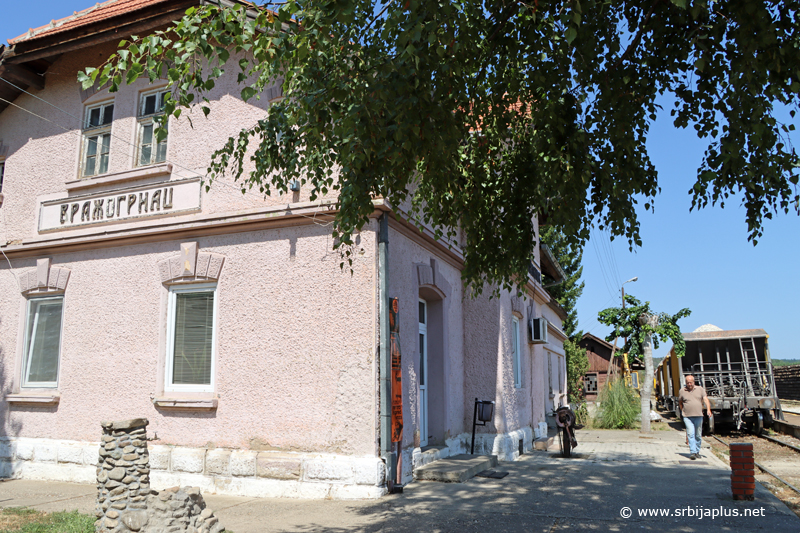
[415,454,499,483]
[534,436,554,451]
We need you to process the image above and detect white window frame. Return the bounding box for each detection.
[419,298,428,447]
[512,316,522,388]
[81,101,114,177]
[21,295,65,388]
[165,283,218,393]
[137,89,169,167]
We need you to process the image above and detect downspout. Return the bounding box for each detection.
[378,213,396,491]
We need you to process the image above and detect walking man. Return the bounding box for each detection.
[679,375,712,460]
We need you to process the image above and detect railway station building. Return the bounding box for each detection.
[0,0,568,498]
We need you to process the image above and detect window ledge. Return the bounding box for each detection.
[6,392,60,405]
[153,395,218,411]
[65,163,172,192]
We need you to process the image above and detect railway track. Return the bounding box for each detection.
[704,421,800,518]
[712,434,800,496]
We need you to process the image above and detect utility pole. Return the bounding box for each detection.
[608,277,638,377]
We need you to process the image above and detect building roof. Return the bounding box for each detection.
[8,0,175,45]
[580,332,614,351]
[683,328,768,341]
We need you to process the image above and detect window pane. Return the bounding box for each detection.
[84,155,96,177]
[100,133,111,154]
[419,333,425,386]
[172,291,214,385]
[156,139,167,163]
[0,161,4,193]
[97,134,110,174]
[142,124,153,146]
[86,136,98,157]
[143,94,156,115]
[88,107,101,127]
[25,299,63,384]
[102,104,114,125]
[418,301,425,324]
[98,153,109,175]
[140,125,153,165]
[140,145,152,166]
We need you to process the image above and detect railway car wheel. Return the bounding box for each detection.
[748,412,764,436]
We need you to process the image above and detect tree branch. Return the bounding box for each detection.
[604,0,662,84]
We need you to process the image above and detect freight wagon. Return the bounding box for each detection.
[656,328,783,435]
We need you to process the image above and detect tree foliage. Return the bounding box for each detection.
[540,226,584,338]
[540,226,587,405]
[80,0,800,292]
[597,294,691,360]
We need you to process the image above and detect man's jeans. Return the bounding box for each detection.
[684,415,703,454]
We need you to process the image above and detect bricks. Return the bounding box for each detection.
[729,442,755,501]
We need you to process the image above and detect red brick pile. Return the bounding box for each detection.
[730,442,755,501]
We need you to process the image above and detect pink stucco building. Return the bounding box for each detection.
[0,0,568,499]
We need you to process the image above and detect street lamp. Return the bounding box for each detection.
[621,276,638,309]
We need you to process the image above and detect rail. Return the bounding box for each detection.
[712,434,800,496]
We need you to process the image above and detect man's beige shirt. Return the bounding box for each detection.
[679,385,707,417]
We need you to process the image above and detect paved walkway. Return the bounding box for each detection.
[1,427,798,532]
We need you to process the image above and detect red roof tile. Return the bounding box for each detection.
[8,0,178,45]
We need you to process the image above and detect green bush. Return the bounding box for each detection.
[595,376,639,429]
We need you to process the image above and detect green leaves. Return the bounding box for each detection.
[598,295,691,358]
[78,0,800,294]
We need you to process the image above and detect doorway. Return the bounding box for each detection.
[418,298,429,447]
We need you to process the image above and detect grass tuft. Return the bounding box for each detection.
[594,377,640,429]
[0,508,95,533]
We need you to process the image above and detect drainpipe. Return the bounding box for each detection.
[378,213,396,490]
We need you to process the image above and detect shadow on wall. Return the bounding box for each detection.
[0,323,24,477]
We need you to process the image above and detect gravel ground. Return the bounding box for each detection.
[706,426,800,519]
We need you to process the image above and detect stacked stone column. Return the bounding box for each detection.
[95,419,151,532]
[730,442,755,501]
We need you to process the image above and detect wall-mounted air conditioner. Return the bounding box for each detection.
[529,317,548,344]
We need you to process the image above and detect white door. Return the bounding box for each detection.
[419,299,428,447]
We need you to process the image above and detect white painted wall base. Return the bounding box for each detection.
[404,426,534,485]
[0,437,386,500]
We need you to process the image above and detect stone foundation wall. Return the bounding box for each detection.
[0,437,385,500]
[145,486,223,533]
[95,419,151,530]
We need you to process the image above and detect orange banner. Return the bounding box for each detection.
[390,298,403,443]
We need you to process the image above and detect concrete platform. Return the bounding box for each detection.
[3,427,800,532]
[414,454,498,482]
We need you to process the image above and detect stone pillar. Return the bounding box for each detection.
[95,419,151,532]
[730,442,755,501]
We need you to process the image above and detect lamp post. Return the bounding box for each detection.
[621,276,638,312]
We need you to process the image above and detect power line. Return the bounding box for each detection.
[590,228,618,301]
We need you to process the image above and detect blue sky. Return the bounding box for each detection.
[3,1,798,360]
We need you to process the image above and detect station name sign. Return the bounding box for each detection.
[39,178,201,232]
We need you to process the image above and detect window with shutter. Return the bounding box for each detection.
[22,296,64,388]
[165,283,217,392]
